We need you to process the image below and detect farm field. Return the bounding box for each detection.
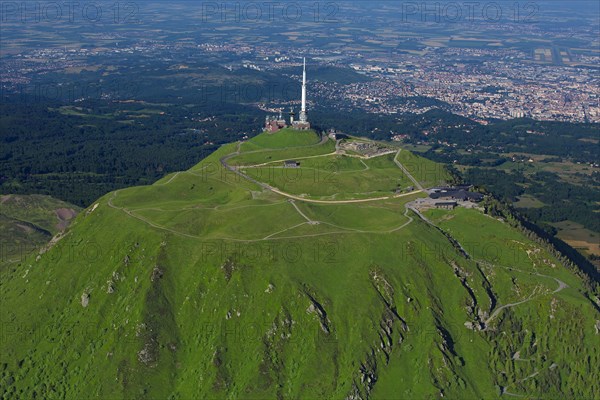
[552,220,600,257]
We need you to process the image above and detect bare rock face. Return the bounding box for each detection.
[81,292,90,307]
[54,208,77,231]
[305,296,330,334]
[151,266,164,282]
[220,259,235,282]
[137,346,153,365]
[595,320,600,335]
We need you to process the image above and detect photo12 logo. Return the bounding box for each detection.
[400,1,539,23]
[7,79,142,104]
[200,1,340,23]
[0,1,140,23]
[194,81,300,106]
[199,239,340,265]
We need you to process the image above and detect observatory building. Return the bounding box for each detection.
[264,110,287,132]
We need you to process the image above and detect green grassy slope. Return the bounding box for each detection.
[241,128,322,150]
[0,131,598,399]
[396,149,449,188]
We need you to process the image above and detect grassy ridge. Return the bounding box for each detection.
[243,128,322,150]
[0,131,598,399]
[0,195,80,266]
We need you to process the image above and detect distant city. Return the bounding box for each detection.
[1,2,599,124]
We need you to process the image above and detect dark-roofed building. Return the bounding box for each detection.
[429,187,483,202]
[284,160,300,168]
[434,201,458,210]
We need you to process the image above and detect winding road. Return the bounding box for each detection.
[477,262,569,329]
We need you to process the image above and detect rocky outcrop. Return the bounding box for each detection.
[347,269,412,399]
[150,266,163,282]
[259,309,294,395]
[305,293,331,334]
[475,262,497,313]
[81,291,90,307]
[450,261,485,330]
[221,259,235,282]
[347,348,378,400]
[369,270,409,332]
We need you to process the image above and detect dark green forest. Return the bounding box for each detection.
[0,99,262,206]
[463,168,600,234]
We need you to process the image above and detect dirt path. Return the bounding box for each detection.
[480,263,569,329]
[269,187,423,204]
[221,148,423,204]
[263,207,416,240]
[483,296,536,328]
[262,222,311,240]
[289,199,317,224]
[359,159,370,171]
[239,151,338,168]
[162,171,181,185]
[107,191,200,240]
[394,149,424,191]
